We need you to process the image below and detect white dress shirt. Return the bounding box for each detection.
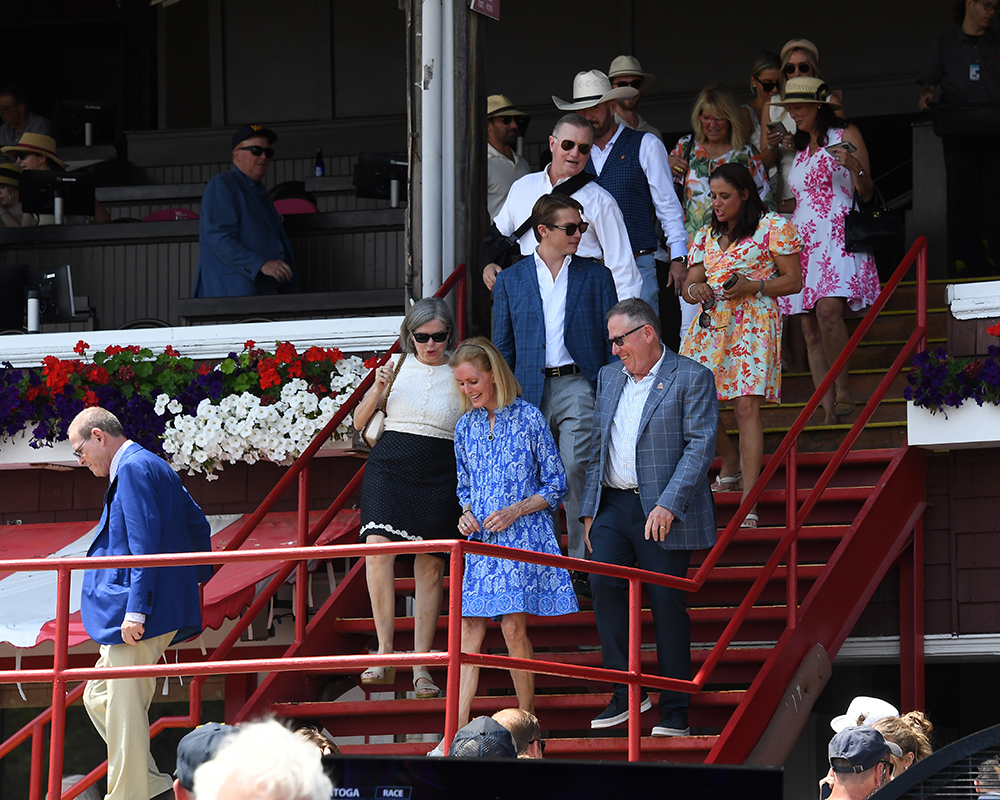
[533,250,574,368]
[603,345,667,489]
[589,123,688,260]
[494,164,642,300]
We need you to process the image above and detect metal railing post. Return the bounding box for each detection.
[443,541,464,753]
[47,567,71,800]
[786,445,798,628]
[295,464,310,644]
[627,574,642,762]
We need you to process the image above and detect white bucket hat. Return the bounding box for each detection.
[552,70,638,111]
[830,696,900,733]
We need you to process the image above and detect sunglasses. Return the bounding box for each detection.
[609,324,646,347]
[698,294,717,328]
[977,0,999,10]
[613,79,643,89]
[783,62,813,76]
[530,738,546,754]
[497,115,527,126]
[757,79,779,93]
[412,330,449,343]
[547,221,589,236]
[237,145,274,158]
[556,138,592,155]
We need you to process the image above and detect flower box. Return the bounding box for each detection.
[907,400,1000,450]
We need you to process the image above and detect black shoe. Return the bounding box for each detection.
[572,571,592,599]
[651,708,690,737]
[590,691,652,729]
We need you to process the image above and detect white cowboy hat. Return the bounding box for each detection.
[552,70,638,111]
[830,696,899,733]
[608,55,654,81]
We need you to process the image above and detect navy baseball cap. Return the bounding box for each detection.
[231,124,277,148]
[829,726,903,773]
[448,716,517,758]
[174,722,237,790]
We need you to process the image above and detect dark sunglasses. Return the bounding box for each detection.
[758,79,779,93]
[698,294,717,328]
[497,115,527,126]
[412,330,449,343]
[783,62,813,76]
[530,738,546,754]
[547,221,589,236]
[237,145,274,158]
[557,138,592,155]
[609,324,646,347]
[614,79,643,89]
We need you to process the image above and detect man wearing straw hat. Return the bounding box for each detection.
[608,56,662,139]
[0,162,23,227]
[487,94,533,219]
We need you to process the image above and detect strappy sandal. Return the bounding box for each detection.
[361,665,396,685]
[740,513,759,529]
[413,669,441,699]
[711,472,743,493]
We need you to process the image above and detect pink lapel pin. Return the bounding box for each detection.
[657,383,664,389]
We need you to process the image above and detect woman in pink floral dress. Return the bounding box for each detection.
[774,77,880,425]
[681,163,802,527]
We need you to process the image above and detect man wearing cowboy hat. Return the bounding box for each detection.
[0,162,23,228]
[487,95,533,219]
[485,113,642,301]
[193,124,298,298]
[0,86,53,149]
[608,56,661,139]
[554,70,687,318]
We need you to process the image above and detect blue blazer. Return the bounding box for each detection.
[193,167,299,298]
[81,445,213,646]
[493,254,618,407]
[580,348,719,551]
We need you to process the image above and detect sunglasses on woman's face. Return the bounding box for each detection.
[783,62,813,76]
[412,331,449,343]
[757,79,779,93]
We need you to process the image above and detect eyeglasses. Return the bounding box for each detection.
[529,738,546,754]
[613,79,643,89]
[699,114,727,125]
[496,115,527,126]
[698,294,717,328]
[879,760,895,777]
[783,62,813,76]
[609,324,646,347]
[237,145,274,158]
[757,79,779,93]
[412,330,449,343]
[0,105,14,114]
[71,437,89,459]
[556,138,592,155]
[547,221,589,236]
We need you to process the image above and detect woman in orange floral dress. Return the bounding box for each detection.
[680,163,803,527]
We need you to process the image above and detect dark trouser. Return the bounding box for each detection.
[588,487,692,712]
[942,135,1000,278]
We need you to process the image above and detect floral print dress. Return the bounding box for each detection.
[680,213,804,402]
[777,127,881,316]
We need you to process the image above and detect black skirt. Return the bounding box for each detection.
[359,430,461,557]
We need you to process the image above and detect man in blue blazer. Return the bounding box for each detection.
[581,298,718,738]
[493,193,618,565]
[69,407,212,800]
[193,123,298,298]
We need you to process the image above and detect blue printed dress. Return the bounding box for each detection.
[455,398,579,618]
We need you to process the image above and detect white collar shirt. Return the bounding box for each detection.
[603,345,666,489]
[533,249,574,368]
[109,439,137,485]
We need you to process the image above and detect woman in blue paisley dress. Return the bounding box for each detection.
[450,337,578,727]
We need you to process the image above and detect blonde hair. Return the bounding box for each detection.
[492,709,541,756]
[873,711,934,763]
[691,84,749,150]
[448,337,521,413]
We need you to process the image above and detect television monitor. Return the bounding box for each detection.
[354,153,408,204]
[0,263,28,332]
[26,265,76,323]
[20,170,96,222]
[52,99,117,147]
[321,754,783,800]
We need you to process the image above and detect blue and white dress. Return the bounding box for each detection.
[455,398,579,618]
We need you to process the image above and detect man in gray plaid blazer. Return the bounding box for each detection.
[581,297,718,737]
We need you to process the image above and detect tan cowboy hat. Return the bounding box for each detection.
[608,55,654,81]
[773,77,842,108]
[1,132,67,169]
[487,94,529,119]
[552,70,638,111]
[0,162,21,188]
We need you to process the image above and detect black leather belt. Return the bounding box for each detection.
[543,364,581,378]
[605,485,641,494]
[633,247,656,257]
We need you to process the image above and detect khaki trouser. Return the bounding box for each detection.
[83,630,176,800]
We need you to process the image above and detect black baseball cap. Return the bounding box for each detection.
[448,716,517,758]
[829,726,902,773]
[174,722,237,790]
[231,124,277,148]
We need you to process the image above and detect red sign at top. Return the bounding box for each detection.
[470,0,499,21]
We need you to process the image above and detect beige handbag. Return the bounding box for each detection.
[361,353,405,448]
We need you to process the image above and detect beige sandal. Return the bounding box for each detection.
[361,665,396,685]
[413,669,440,699]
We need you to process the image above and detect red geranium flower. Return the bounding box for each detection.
[74,340,89,356]
[163,345,180,358]
[83,390,99,406]
[275,341,298,364]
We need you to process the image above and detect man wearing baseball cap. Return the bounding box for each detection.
[827,725,902,800]
[487,95,532,219]
[173,723,237,799]
[193,124,298,298]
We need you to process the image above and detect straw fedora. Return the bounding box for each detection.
[0,162,21,189]
[1,133,67,169]
[487,94,529,120]
[552,70,638,111]
[774,77,842,107]
[608,55,654,81]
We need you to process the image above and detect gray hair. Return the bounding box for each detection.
[607,297,661,339]
[69,407,124,440]
[193,719,332,800]
[401,297,457,353]
[551,113,594,140]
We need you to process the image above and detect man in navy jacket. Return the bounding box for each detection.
[69,407,212,800]
[193,123,298,297]
[493,193,617,565]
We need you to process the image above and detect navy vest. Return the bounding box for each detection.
[585,126,656,252]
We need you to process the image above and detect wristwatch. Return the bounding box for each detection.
[670,255,688,268]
